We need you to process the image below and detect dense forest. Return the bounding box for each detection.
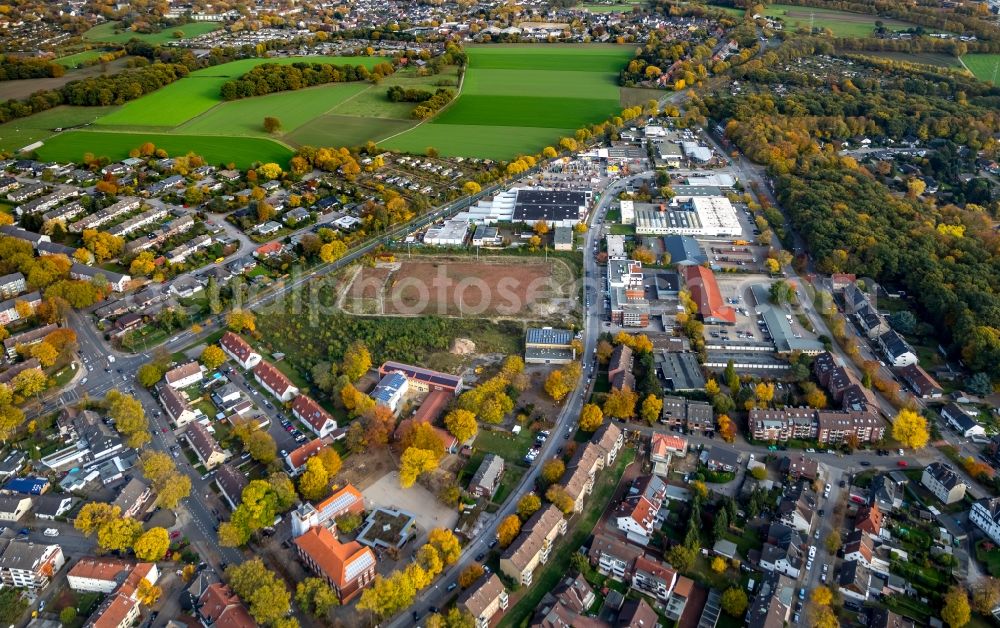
[697,40,1000,379]
[0,63,188,123]
[0,57,65,80]
[219,61,395,100]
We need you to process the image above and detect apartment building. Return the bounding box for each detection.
[499,505,567,586]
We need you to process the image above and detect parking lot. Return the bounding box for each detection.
[361,472,459,550]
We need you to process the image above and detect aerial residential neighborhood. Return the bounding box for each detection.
[0,0,999,627]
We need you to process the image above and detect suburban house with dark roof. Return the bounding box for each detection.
[588,531,643,580]
[897,363,942,398]
[702,445,741,473]
[615,475,666,540]
[838,560,873,601]
[185,422,227,469]
[499,505,566,586]
[457,573,508,628]
[219,332,262,370]
[294,525,377,603]
[292,395,338,438]
[940,403,985,438]
[921,462,967,504]
[214,464,248,509]
[112,478,153,519]
[164,361,203,389]
[253,361,299,402]
[876,329,917,367]
[156,382,197,427]
[971,497,1000,545]
[608,345,634,391]
[469,454,505,499]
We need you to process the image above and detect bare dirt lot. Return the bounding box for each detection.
[340,256,577,319]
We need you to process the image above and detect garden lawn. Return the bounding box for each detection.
[473,429,536,466]
[963,53,1000,84]
[434,95,620,128]
[462,68,621,100]
[96,56,391,128]
[83,21,223,45]
[55,50,108,68]
[467,45,633,73]
[36,131,293,169]
[976,539,1000,577]
[176,82,370,136]
[0,105,118,153]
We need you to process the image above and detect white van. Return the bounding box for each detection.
[43,528,58,537]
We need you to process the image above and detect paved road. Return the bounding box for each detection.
[385,171,652,625]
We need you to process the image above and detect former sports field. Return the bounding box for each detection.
[339,257,577,319]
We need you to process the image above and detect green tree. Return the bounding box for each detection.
[227,559,291,624]
[666,544,697,573]
[720,587,748,616]
[296,578,339,618]
[137,363,163,388]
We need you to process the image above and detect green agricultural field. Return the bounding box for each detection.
[96,56,390,128]
[963,53,1000,83]
[35,131,293,169]
[83,20,223,45]
[55,50,108,68]
[859,51,963,69]
[382,123,574,159]
[384,44,632,159]
[176,82,371,136]
[286,115,416,149]
[0,106,118,153]
[757,4,919,37]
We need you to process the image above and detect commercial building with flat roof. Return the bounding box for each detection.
[512,189,590,227]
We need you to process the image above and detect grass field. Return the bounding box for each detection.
[384,44,632,159]
[96,56,389,128]
[35,131,293,168]
[55,50,108,68]
[0,106,119,153]
[83,20,222,45]
[712,3,919,36]
[286,115,416,148]
[176,82,371,136]
[963,53,1000,83]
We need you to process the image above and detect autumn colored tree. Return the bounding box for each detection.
[603,386,638,419]
[200,344,226,370]
[811,586,833,606]
[497,515,522,548]
[319,240,348,263]
[226,310,256,333]
[298,457,331,501]
[316,448,342,477]
[133,527,169,561]
[711,556,727,573]
[263,117,282,133]
[399,421,445,460]
[227,559,291,625]
[545,485,574,514]
[400,447,438,488]
[640,394,663,425]
[517,493,541,519]
[666,544,697,572]
[717,415,737,443]
[541,458,565,484]
[427,528,461,565]
[342,340,372,381]
[579,403,604,431]
[942,586,971,628]
[892,408,930,449]
[75,503,120,535]
[544,369,572,402]
[458,563,484,588]
[461,181,481,196]
[533,220,550,235]
[97,517,142,552]
[596,340,614,364]
[720,587,748,616]
[106,390,149,448]
[296,578,339,618]
[633,246,656,265]
[444,409,477,443]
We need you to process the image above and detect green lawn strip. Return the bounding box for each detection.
[329,66,461,119]
[493,466,526,504]
[177,82,370,137]
[0,105,119,153]
[36,131,294,169]
[83,20,223,45]
[976,539,1000,577]
[500,448,637,628]
[433,95,621,129]
[473,428,537,465]
[381,123,574,160]
[462,68,622,100]
[467,46,634,73]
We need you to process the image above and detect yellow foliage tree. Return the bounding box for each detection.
[497,514,521,548]
[399,447,438,488]
[579,403,604,431]
[892,408,929,450]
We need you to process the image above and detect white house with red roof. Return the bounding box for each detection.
[253,360,299,402]
[219,332,262,370]
[615,475,667,540]
[292,395,338,438]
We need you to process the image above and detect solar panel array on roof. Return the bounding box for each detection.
[319,490,360,519]
[526,328,573,346]
[345,551,376,581]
